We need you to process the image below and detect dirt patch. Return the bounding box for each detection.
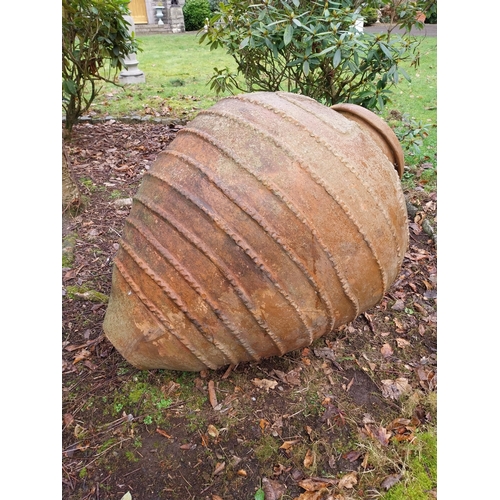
[62,122,437,500]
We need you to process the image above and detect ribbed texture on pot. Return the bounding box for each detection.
[103,92,408,371]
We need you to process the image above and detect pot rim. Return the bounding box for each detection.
[331,103,405,179]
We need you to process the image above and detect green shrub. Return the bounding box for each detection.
[183,0,211,31]
[208,0,221,13]
[62,0,140,136]
[426,3,437,24]
[361,6,378,26]
[201,0,435,111]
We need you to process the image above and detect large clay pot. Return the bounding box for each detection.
[103,92,408,371]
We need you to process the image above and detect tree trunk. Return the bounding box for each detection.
[62,143,81,211]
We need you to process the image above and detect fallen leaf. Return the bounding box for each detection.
[393,317,405,332]
[207,424,219,438]
[208,380,218,408]
[381,378,411,400]
[63,413,74,427]
[74,424,86,438]
[409,221,422,234]
[303,449,316,468]
[338,471,357,489]
[156,428,172,439]
[162,380,181,396]
[298,477,337,491]
[254,488,265,500]
[380,343,393,358]
[120,493,132,500]
[83,359,97,370]
[380,473,402,490]
[345,377,354,392]
[280,439,300,450]
[285,368,302,386]
[416,366,437,391]
[291,469,305,481]
[292,490,331,500]
[180,443,197,450]
[260,418,270,431]
[212,495,224,500]
[270,416,283,437]
[237,469,247,477]
[362,423,391,446]
[342,450,363,463]
[273,463,289,476]
[212,462,226,476]
[313,347,343,370]
[391,299,405,311]
[73,348,91,364]
[252,378,278,392]
[396,338,411,348]
[262,477,286,500]
[76,442,90,451]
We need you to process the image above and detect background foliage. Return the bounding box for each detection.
[62,0,140,135]
[183,0,212,31]
[201,0,435,111]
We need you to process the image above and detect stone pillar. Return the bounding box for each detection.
[167,0,185,33]
[119,15,146,84]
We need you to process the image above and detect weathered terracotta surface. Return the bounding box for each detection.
[103,92,408,371]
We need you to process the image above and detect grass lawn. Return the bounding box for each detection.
[89,32,237,121]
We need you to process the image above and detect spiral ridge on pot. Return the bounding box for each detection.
[103,92,408,371]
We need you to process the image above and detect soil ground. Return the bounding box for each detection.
[62,121,437,500]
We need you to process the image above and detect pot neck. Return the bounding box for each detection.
[331,103,404,179]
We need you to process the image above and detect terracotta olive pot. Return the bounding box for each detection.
[103,92,408,371]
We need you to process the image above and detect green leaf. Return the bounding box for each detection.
[399,66,411,82]
[239,36,250,49]
[377,93,385,110]
[378,42,393,60]
[333,48,342,68]
[302,59,310,76]
[317,45,335,57]
[63,79,77,96]
[254,488,265,500]
[284,24,293,46]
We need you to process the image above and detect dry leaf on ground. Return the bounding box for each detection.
[292,489,332,500]
[338,471,357,489]
[380,343,393,358]
[208,380,218,408]
[262,477,286,500]
[396,337,411,348]
[380,473,402,490]
[303,449,316,468]
[252,378,278,391]
[381,378,411,400]
[298,478,337,492]
[156,428,172,439]
[280,440,300,450]
[207,424,219,438]
[212,462,225,476]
